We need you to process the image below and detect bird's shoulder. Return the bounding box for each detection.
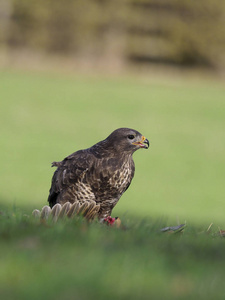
[53,149,94,173]
[50,149,93,188]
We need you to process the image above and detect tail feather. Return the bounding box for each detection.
[51,161,61,167]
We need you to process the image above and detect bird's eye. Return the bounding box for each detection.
[128,134,135,140]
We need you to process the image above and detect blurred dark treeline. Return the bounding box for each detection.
[0,0,225,69]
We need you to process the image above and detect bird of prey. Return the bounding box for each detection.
[48,128,149,220]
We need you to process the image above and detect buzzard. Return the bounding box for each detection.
[48,128,149,220]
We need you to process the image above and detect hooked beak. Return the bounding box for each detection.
[132,136,150,149]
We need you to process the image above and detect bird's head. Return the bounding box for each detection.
[104,128,150,153]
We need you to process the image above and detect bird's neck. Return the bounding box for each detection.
[89,140,132,159]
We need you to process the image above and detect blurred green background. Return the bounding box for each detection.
[1,70,225,226]
[1,0,225,68]
[0,0,225,225]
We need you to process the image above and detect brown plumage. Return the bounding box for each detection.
[48,128,149,220]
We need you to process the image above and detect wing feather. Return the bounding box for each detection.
[48,150,94,207]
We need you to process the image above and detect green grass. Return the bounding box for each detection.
[1,69,225,299]
[1,209,225,300]
[1,69,225,225]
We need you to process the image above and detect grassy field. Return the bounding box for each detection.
[1,209,225,300]
[0,69,225,299]
[1,69,225,224]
